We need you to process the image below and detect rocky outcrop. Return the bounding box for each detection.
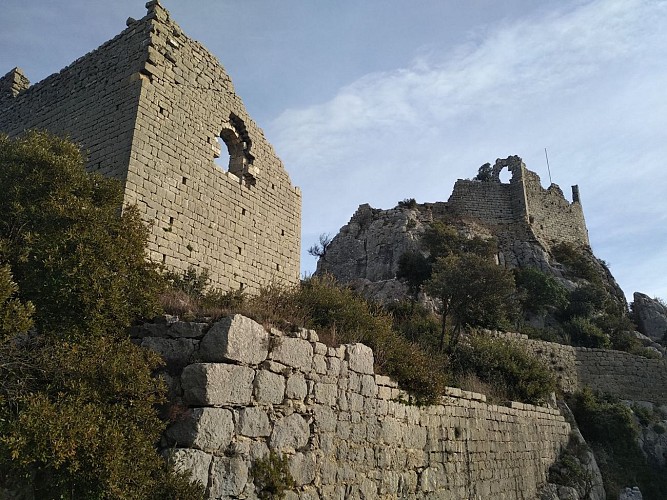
[633,293,667,341]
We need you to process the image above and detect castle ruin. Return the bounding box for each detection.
[447,155,590,249]
[0,1,301,293]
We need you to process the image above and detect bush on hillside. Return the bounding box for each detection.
[0,131,163,338]
[450,333,556,404]
[0,133,202,499]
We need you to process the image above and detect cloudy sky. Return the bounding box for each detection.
[2,0,666,301]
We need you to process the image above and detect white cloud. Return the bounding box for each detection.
[271,0,667,299]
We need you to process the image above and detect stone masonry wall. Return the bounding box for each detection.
[499,332,667,403]
[0,1,301,293]
[522,169,590,248]
[133,315,571,500]
[447,180,517,225]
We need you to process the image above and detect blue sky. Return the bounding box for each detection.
[2,0,666,301]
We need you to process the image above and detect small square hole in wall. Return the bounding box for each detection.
[169,217,174,225]
[281,229,285,236]
[159,106,165,115]
[162,254,166,264]
[239,282,244,290]
[271,183,275,189]
[182,177,187,185]
[276,264,281,271]
[242,208,246,216]
[237,246,242,255]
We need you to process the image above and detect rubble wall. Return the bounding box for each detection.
[134,316,571,499]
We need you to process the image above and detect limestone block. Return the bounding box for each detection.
[286,372,308,400]
[346,343,374,374]
[182,363,255,406]
[167,448,212,489]
[271,337,314,371]
[166,407,233,452]
[253,369,285,404]
[169,321,208,338]
[210,456,249,498]
[199,314,268,365]
[140,337,196,368]
[236,407,271,437]
[270,413,310,452]
[288,452,317,486]
[314,382,337,406]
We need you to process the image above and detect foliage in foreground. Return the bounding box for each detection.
[252,451,295,500]
[568,389,667,500]
[0,132,202,499]
[0,131,163,338]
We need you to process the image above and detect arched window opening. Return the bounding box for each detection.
[213,115,257,187]
[498,167,512,184]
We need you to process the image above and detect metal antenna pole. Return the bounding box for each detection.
[544,147,553,184]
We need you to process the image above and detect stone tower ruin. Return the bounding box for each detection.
[0,0,301,293]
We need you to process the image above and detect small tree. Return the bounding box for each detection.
[426,254,516,352]
[307,233,332,259]
[396,250,431,303]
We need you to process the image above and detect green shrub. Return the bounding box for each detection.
[397,198,417,209]
[295,275,448,402]
[568,389,667,499]
[252,452,295,500]
[564,317,610,348]
[552,242,599,282]
[514,266,569,315]
[0,132,163,338]
[450,333,556,404]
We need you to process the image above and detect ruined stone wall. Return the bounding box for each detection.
[447,179,518,225]
[125,3,300,291]
[522,169,590,248]
[500,332,667,403]
[133,315,571,499]
[0,19,149,180]
[0,1,301,292]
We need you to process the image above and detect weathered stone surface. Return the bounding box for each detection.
[346,344,374,374]
[633,292,667,341]
[254,369,285,404]
[166,407,233,452]
[210,456,248,498]
[169,321,208,338]
[200,315,268,365]
[140,337,196,368]
[168,448,212,489]
[619,487,643,500]
[0,1,301,294]
[236,407,271,437]
[182,363,254,406]
[270,414,310,452]
[286,372,308,400]
[271,337,313,371]
[289,452,317,486]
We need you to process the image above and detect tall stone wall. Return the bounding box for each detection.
[0,1,301,293]
[447,180,517,225]
[500,332,667,403]
[133,315,571,499]
[522,169,590,248]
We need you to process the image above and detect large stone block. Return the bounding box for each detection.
[140,337,197,368]
[166,407,233,452]
[346,343,374,374]
[254,369,286,404]
[199,314,268,365]
[270,413,310,452]
[182,363,255,406]
[237,407,271,437]
[167,448,212,489]
[271,337,314,371]
[210,456,249,498]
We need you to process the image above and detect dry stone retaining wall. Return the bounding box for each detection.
[133,315,571,499]
[0,1,301,293]
[499,332,667,403]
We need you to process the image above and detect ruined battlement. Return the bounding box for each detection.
[448,155,590,249]
[0,0,301,293]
